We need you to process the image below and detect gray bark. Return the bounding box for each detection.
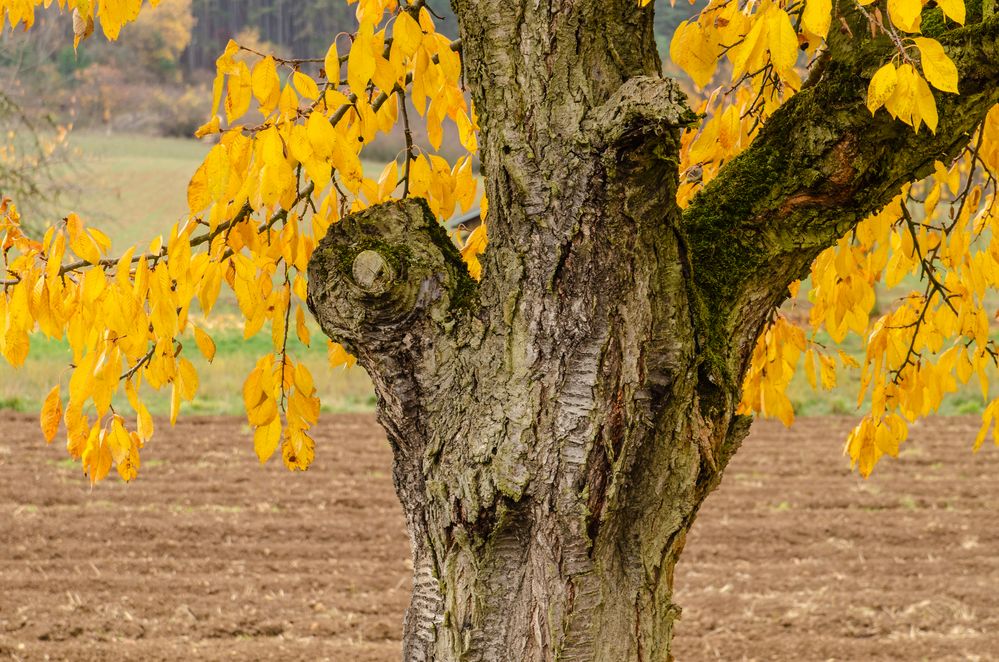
[307,3,999,660]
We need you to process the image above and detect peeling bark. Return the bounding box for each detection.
[305,3,999,661]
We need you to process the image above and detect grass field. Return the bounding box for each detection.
[66,132,211,248]
[1,131,994,420]
[0,131,374,416]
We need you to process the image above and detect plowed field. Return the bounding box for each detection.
[1,415,997,661]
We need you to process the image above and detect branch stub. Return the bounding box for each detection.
[353,250,394,293]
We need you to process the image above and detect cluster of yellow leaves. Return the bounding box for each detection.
[670,0,819,209]
[671,0,820,93]
[742,106,999,476]
[677,87,759,207]
[855,0,964,133]
[866,37,960,134]
[738,311,850,426]
[1,0,484,484]
[737,316,808,426]
[193,4,479,221]
[2,201,169,484]
[667,0,995,476]
[671,0,967,207]
[243,354,319,468]
[0,0,162,42]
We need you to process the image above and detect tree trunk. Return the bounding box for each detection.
[306,2,999,660]
[308,4,748,658]
[308,186,748,662]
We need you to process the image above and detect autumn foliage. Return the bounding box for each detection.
[0,0,997,484]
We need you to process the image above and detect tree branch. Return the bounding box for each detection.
[306,198,477,358]
[306,198,478,462]
[681,15,999,377]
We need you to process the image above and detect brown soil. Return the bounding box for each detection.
[1,414,997,661]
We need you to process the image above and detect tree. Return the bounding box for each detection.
[2,0,999,659]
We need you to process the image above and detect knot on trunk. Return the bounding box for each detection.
[584,76,696,150]
[306,198,477,355]
[352,250,394,293]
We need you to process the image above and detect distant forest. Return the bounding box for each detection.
[179,0,698,71]
[181,0,457,69]
[0,0,701,138]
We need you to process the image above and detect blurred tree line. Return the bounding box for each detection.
[0,0,698,138]
[180,0,696,71]
[181,0,458,70]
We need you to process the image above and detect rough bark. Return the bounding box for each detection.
[307,3,999,660]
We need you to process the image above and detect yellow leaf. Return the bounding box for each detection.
[98,0,130,40]
[66,407,89,460]
[194,115,221,139]
[913,37,959,94]
[216,38,240,74]
[188,160,211,214]
[729,14,767,79]
[935,0,965,24]
[170,381,181,426]
[178,358,199,401]
[307,109,337,159]
[3,326,30,368]
[766,9,799,72]
[669,21,717,89]
[40,385,62,443]
[82,427,112,486]
[461,223,488,281]
[912,72,939,133]
[282,428,315,471]
[225,61,253,124]
[108,416,132,465]
[137,402,154,441]
[867,62,898,114]
[295,306,311,347]
[347,22,377,94]
[67,214,102,264]
[327,341,357,369]
[392,10,423,60]
[819,354,837,389]
[324,41,340,85]
[837,350,860,369]
[802,0,832,38]
[293,71,320,101]
[116,437,141,482]
[193,326,217,363]
[279,82,299,118]
[885,63,917,125]
[874,420,900,457]
[294,362,316,397]
[251,56,280,106]
[975,401,998,450]
[887,0,923,32]
[804,349,817,389]
[254,417,282,464]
